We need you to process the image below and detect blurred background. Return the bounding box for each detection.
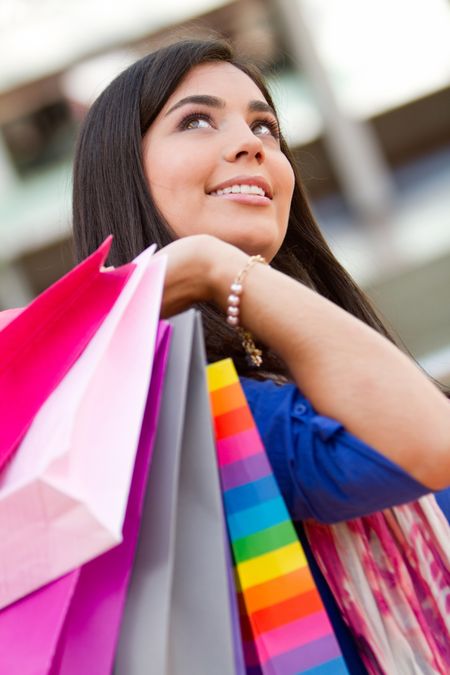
[0,0,449,383]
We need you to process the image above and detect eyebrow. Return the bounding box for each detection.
[165,94,277,118]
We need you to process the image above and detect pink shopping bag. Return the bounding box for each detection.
[0,236,134,472]
[0,322,172,675]
[0,244,165,609]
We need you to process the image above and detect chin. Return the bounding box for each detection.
[211,219,277,254]
[230,231,282,260]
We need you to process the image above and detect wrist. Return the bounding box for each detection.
[206,241,249,310]
[206,241,267,368]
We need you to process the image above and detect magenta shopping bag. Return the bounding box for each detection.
[0,236,134,472]
[0,322,172,675]
[51,321,172,675]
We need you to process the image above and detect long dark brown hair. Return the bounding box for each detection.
[72,38,442,385]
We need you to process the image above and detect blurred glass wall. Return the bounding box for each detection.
[0,0,449,382]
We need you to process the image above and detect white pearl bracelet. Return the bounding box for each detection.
[226,255,266,366]
[226,282,243,327]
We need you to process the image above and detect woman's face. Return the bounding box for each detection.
[142,62,295,260]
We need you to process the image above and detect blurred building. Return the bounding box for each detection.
[0,0,449,383]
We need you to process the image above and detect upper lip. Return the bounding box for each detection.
[207,175,273,199]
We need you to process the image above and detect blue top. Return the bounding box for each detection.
[241,377,450,675]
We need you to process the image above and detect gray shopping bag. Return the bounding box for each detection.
[115,310,241,675]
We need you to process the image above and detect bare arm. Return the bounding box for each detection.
[158,234,450,490]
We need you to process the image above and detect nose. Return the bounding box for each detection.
[223,122,265,165]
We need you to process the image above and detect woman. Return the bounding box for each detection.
[73,39,450,673]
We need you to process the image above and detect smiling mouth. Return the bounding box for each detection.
[209,184,269,198]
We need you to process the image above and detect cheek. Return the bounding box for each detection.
[148,156,186,193]
[283,160,295,196]
[276,160,295,215]
[148,153,209,211]
[144,142,211,237]
[144,135,188,192]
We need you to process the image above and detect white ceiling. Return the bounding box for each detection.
[0,0,229,91]
[301,0,450,115]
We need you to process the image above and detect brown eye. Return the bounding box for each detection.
[179,113,214,131]
[252,118,280,139]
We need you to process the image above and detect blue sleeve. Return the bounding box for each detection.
[435,487,450,522]
[241,377,431,524]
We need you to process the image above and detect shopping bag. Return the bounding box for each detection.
[115,310,243,675]
[207,359,349,675]
[0,322,172,675]
[0,572,79,675]
[0,236,134,471]
[51,320,172,674]
[0,244,165,610]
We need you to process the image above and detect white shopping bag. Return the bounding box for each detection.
[0,245,166,610]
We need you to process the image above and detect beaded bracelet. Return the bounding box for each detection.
[226,254,266,367]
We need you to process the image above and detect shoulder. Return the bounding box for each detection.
[240,375,430,523]
[240,375,299,407]
[240,376,317,437]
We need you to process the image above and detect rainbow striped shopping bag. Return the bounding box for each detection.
[207,359,349,675]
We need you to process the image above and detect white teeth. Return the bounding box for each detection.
[210,184,267,197]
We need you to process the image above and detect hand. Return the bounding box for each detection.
[154,234,245,319]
